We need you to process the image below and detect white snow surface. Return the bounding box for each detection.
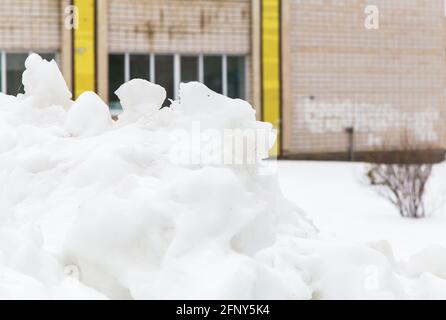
[115,79,166,122]
[278,161,446,260]
[65,92,112,137]
[0,54,446,299]
[278,161,446,299]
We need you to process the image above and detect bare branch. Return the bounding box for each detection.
[365,132,439,219]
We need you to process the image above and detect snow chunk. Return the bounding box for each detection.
[177,81,256,128]
[409,273,446,300]
[22,54,72,108]
[115,79,166,120]
[171,82,276,162]
[65,92,112,137]
[407,245,446,279]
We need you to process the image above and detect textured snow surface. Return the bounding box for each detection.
[0,54,445,299]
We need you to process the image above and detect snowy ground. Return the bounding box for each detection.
[278,161,446,260]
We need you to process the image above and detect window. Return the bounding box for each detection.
[227,56,245,99]
[39,53,56,62]
[0,52,57,96]
[6,53,28,95]
[155,55,174,106]
[203,56,223,94]
[108,54,125,111]
[130,54,150,81]
[181,56,198,82]
[108,53,246,108]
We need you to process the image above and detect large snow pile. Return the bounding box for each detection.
[0,54,445,299]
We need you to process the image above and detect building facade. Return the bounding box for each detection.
[0,0,445,159]
[283,0,446,159]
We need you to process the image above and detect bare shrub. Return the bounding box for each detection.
[366,136,442,219]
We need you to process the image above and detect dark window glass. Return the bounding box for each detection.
[181,56,198,83]
[227,56,245,99]
[130,54,150,81]
[204,56,222,93]
[6,53,28,95]
[108,54,125,111]
[38,53,56,62]
[155,55,174,106]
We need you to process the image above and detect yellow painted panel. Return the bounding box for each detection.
[73,0,96,98]
[262,0,281,157]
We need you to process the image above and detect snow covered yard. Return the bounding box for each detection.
[278,161,446,260]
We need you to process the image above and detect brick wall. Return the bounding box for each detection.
[0,0,61,51]
[285,0,446,156]
[108,0,251,54]
[108,0,252,102]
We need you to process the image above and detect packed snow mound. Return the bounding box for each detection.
[177,81,256,128]
[115,79,166,121]
[0,54,445,300]
[22,53,72,109]
[65,92,113,137]
[407,246,446,279]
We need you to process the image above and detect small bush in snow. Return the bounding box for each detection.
[366,139,440,219]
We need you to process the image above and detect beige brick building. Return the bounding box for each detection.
[282,0,446,159]
[0,0,445,159]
